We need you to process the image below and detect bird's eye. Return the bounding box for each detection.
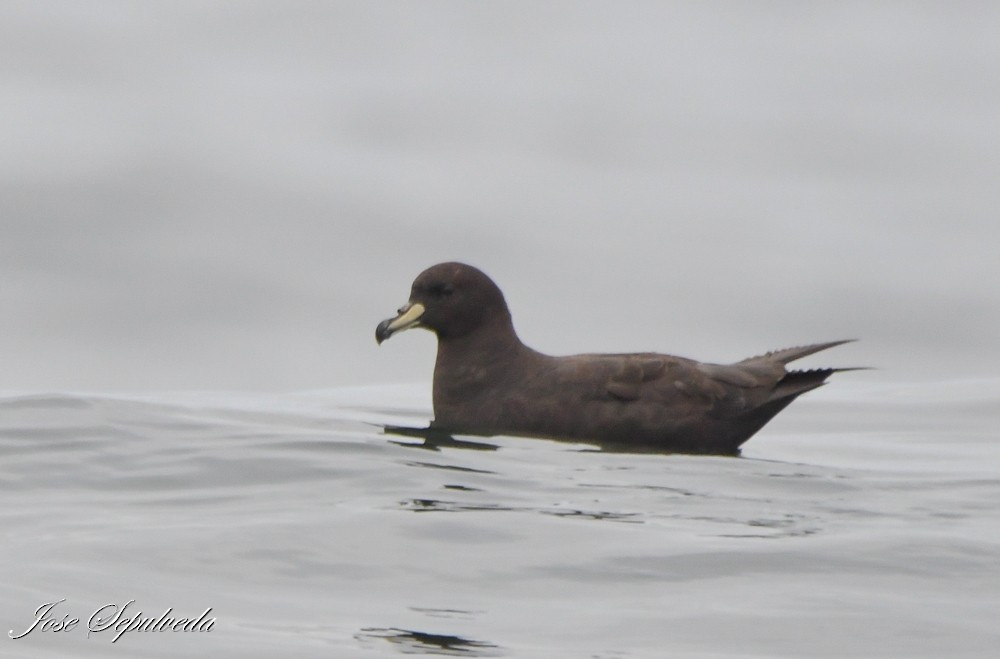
[428,283,455,299]
[430,284,455,299]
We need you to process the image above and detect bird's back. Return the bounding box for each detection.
[441,342,852,454]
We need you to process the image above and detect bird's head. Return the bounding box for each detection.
[375,262,511,344]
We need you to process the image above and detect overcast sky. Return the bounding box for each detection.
[2,2,998,392]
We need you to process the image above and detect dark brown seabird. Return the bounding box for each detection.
[376,262,856,455]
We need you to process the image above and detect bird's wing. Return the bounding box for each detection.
[596,350,833,420]
[601,355,739,404]
[739,340,855,366]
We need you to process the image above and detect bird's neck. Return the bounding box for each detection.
[432,320,540,405]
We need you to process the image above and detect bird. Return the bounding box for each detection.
[376,262,856,455]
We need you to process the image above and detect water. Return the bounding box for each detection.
[3,381,998,658]
[3,3,1000,655]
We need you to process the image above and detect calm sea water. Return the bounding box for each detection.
[3,380,998,658]
[3,3,1000,656]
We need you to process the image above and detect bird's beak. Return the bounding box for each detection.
[376,302,425,344]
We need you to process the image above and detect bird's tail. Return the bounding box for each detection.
[769,366,869,401]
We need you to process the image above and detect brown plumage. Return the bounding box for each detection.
[376,262,856,455]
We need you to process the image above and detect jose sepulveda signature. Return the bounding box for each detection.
[9,599,215,643]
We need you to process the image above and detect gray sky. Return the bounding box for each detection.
[3,2,998,392]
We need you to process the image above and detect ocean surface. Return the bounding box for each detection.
[3,2,1000,656]
[3,380,998,658]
